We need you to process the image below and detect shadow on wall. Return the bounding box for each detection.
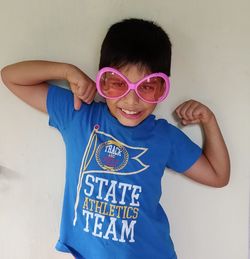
[0,165,20,192]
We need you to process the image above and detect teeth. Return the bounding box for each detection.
[121,108,139,115]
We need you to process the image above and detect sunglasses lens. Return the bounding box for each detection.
[137,76,167,102]
[99,72,128,98]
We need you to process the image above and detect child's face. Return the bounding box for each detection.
[106,64,157,127]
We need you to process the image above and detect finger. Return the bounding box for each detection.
[70,83,80,95]
[78,83,95,101]
[185,101,201,121]
[176,101,193,120]
[84,87,97,104]
[192,105,213,124]
[192,106,203,120]
[74,95,82,110]
[75,84,86,96]
[72,78,89,96]
[175,101,188,119]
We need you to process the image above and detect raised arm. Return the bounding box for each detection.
[1,60,96,112]
[175,100,230,188]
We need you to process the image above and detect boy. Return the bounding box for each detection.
[1,18,230,259]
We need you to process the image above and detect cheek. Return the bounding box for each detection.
[145,104,157,113]
[107,98,125,110]
[106,99,119,113]
[106,99,115,107]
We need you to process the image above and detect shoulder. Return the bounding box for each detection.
[47,84,74,108]
[48,84,72,96]
[47,83,106,121]
[153,117,180,135]
[48,84,105,110]
[152,116,195,147]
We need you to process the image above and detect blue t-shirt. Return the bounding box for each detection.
[46,85,202,259]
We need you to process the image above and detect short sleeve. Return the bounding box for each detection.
[46,84,75,131]
[165,124,202,173]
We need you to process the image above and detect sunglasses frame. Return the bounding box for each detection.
[96,67,170,103]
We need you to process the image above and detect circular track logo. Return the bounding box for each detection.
[95,140,129,171]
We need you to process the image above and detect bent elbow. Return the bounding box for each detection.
[1,66,10,86]
[215,181,229,188]
[214,174,230,188]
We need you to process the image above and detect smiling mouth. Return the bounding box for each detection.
[118,108,143,119]
[121,108,140,115]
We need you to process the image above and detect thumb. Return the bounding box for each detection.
[74,94,82,110]
[181,119,200,125]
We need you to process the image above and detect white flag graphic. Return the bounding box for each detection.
[73,125,149,226]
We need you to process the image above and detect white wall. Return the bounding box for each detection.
[0,0,249,258]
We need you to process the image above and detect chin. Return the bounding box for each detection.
[117,116,143,127]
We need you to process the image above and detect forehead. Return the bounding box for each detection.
[118,63,151,74]
[115,64,151,83]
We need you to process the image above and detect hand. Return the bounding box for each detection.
[66,65,96,110]
[175,100,214,126]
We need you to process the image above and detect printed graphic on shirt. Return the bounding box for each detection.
[96,140,129,171]
[73,124,149,243]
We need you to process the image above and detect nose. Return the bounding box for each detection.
[123,90,140,104]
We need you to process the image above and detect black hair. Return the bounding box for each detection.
[99,18,172,76]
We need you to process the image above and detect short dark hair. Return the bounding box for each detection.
[99,18,172,76]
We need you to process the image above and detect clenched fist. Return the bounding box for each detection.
[66,65,96,110]
[175,100,214,126]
